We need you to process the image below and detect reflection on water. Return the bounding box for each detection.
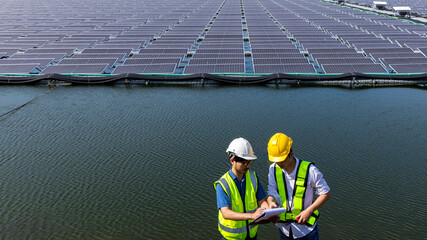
[0,85,425,239]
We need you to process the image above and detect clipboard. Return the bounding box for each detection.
[249,207,287,225]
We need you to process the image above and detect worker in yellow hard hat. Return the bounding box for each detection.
[214,137,270,240]
[266,133,331,240]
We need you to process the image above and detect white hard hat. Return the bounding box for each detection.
[226,138,257,160]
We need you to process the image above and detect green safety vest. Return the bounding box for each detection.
[274,160,319,226]
[214,171,259,240]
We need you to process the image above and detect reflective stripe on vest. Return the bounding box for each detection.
[214,171,259,240]
[274,160,319,226]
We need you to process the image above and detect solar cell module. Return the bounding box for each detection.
[70,53,126,60]
[0,58,54,67]
[283,64,316,73]
[317,58,374,65]
[310,53,366,59]
[123,58,181,65]
[322,64,388,73]
[0,48,20,56]
[0,64,39,73]
[24,48,75,57]
[188,58,244,64]
[10,53,66,61]
[58,58,118,68]
[380,58,427,66]
[390,64,427,73]
[184,64,245,73]
[112,64,176,74]
[254,64,285,73]
[369,52,425,60]
[253,58,309,64]
[41,64,108,74]
[82,48,132,55]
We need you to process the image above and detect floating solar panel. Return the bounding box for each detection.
[82,48,132,56]
[198,43,243,49]
[323,64,388,73]
[24,48,75,57]
[317,58,374,65]
[70,53,126,60]
[132,53,186,58]
[4,39,48,45]
[252,53,306,59]
[188,58,244,64]
[380,58,427,66]
[123,58,180,65]
[311,53,366,59]
[184,64,245,73]
[195,49,244,54]
[301,43,349,49]
[362,48,414,54]
[10,53,66,61]
[153,39,195,44]
[0,48,20,56]
[0,64,38,73]
[369,52,425,60]
[353,43,401,49]
[252,48,300,53]
[146,44,191,49]
[306,48,357,54]
[0,58,54,67]
[112,64,176,74]
[253,58,309,64]
[390,64,427,73]
[42,64,108,74]
[282,64,316,73]
[254,64,285,73]
[92,43,142,49]
[39,43,91,49]
[62,37,105,43]
[251,44,296,49]
[139,48,188,54]
[191,53,244,59]
[143,64,176,73]
[58,58,118,68]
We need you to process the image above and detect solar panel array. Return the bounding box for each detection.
[346,0,427,15]
[0,0,426,74]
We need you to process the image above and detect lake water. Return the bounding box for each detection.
[0,85,425,239]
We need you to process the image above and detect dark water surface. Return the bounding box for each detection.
[0,85,425,239]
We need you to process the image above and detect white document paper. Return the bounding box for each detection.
[250,207,287,225]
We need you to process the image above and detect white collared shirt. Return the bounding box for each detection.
[267,157,330,238]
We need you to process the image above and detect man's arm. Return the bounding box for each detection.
[220,206,264,221]
[296,191,331,224]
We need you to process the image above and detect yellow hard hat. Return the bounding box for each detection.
[268,133,293,162]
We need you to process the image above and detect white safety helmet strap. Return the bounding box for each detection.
[226,137,257,160]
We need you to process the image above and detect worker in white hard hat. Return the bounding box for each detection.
[214,137,270,240]
[266,133,331,240]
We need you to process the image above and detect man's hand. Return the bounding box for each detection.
[251,207,264,220]
[267,196,278,209]
[296,209,312,224]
